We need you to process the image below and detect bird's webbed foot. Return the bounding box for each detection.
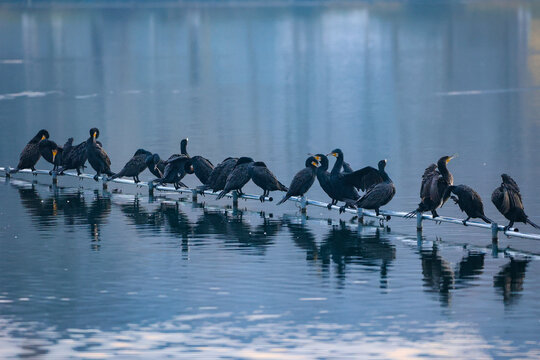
[327,203,333,210]
[93,174,100,182]
[259,195,265,203]
[462,220,468,226]
[339,206,347,214]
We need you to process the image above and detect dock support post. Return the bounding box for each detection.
[300,196,307,214]
[491,222,499,242]
[357,207,364,224]
[5,166,10,178]
[191,189,198,202]
[148,181,154,196]
[102,176,108,190]
[51,171,57,185]
[416,212,423,231]
[232,191,238,208]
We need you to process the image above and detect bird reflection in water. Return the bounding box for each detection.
[455,251,485,288]
[15,182,111,249]
[494,257,530,306]
[287,217,396,288]
[419,243,455,306]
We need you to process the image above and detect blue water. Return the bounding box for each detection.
[1,2,540,358]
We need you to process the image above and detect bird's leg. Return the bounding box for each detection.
[462,216,470,226]
[93,171,100,182]
[174,182,179,190]
[504,221,516,232]
[375,208,380,217]
[327,199,336,210]
[259,193,265,203]
[431,210,439,218]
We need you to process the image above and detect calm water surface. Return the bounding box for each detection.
[1,2,540,358]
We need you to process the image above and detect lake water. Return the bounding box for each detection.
[1,1,540,358]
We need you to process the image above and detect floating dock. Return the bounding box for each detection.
[2,166,540,242]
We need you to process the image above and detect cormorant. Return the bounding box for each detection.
[180,138,214,185]
[109,149,151,183]
[446,185,492,225]
[314,154,359,213]
[156,154,190,189]
[355,160,396,216]
[328,148,354,174]
[277,156,319,205]
[249,161,288,202]
[10,129,49,173]
[38,139,62,174]
[57,138,88,175]
[199,157,238,193]
[86,128,114,181]
[145,153,165,179]
[405,155,455,218]
[491,174,540,231]
[216,157,254,199]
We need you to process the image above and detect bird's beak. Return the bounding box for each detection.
[446,154,457,163]
[311,161,319,167]
[52,149,57,162]
[314,155,321,161]
[384,159,387,164]
[93,132,97,138]
[327,152,337,157]
[41,135,46,140]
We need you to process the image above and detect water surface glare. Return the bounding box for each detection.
[2,2,540,358]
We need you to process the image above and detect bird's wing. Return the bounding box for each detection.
[420,164,438,198]
[287,168,313,195]
[357,183,395,209]
[342,161,354,174]
[493,187,510,214]
[342,166,383,191]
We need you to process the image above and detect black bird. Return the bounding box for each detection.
[199,157,239,193]
[277,156,319,205]
[57,138,88,175]
[38,139,62,174]
[156,154,191,189]
[10,129,49,173]
[86,128,114,181]
[446,185,492,225]
[216,157,254,199]
[109,149,151,183]
[249,161,288,202]
[328,148,354,174]
[354,160,396,216]
[180,138,214,185]
[145,153,166,179]
[314,154,359,213]
[406,155,455,219]
[491,174,540,231]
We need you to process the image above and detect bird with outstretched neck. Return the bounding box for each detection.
[277,156,319,205]
[249,161,288,202]
[86,128,115,181]
[446,184,492,226]
[109,149,152,183]
[10,129,49,174]
[492,174,540,231]
[355,159,396,217]
[328,148,354,174]
[216,157,254,200]
[405,155,456,219]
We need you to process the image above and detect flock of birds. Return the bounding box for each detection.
[8,128,540,232]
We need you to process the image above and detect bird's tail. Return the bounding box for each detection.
[108,172,120,181]
[479,214,493,224]
[276,194,290,205]
[196,184,209,194]
[278,182,288,192]
[216,190,227,200]
[527,218,540,229]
